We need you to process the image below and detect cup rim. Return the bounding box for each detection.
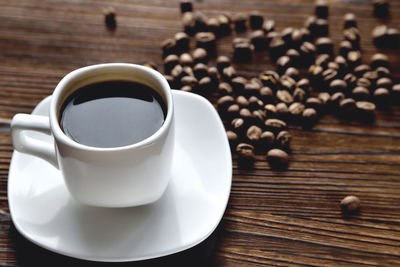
[49,63,173,152]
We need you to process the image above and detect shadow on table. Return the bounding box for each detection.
[9,221,223,267]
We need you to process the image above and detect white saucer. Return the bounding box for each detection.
[8,90,232,262]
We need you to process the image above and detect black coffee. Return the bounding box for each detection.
[59,80,166,148]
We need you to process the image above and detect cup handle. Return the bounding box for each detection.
[11,114,59,169]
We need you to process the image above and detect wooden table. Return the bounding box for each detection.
[1,0,400,266]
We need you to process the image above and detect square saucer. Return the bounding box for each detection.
[8,90,232,262]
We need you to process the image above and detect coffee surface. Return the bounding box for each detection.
[60,80,166,148]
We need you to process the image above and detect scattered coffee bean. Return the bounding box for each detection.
[330,92,345,107]
[174,32,190,53]
[299,42,316,65]
[236,143,255,167]
[249,11,264,30]
[248,96,264,111]
[293,88,307,102]
[195,32,216,53]
[231,117,247,135]
[198,76,213,95]
[344,73,357,89]
[376,77,392,90]
[373,0,389,18]
[339,40,353,57]
[269,36,286,61]
[314,18,329,36]
[284,67,300,81]
[392,84,400,102]
[207,66,219,85]
[276,102,289,119]
[318,92,331,106]
[263,19,275,34]
[347,50,362,69]
[280,75,297,92]
[265,118,287,133]
[289,102,306,119]
[259,131,275,151]
[164,75,175,88]
[340,195,360,213]
[316,37,334,55]
[266,148,289,169]
[216,56,231,73]
[246,125,263,144]
[264,104,278,117]
[244,83,261,97]
[231,76,247,94]
[164,54,179,74]
[322,69,339,85]
[329,79,347,93]
[239,108,253,121]
[306,97,323,111]
[375,66,391,78]
[362,71,379,87]
[104,7,116,30]
[339,98,356,114]
[352,87,370,101]
[217,14,231,36]
[276,90,294,104]
[226,130,238,150]
[372,24,388,48]
[162,38,178,58]
[180,85,192,92]
[236,95,249,108]
[192,47,208,65]
[206,17,221,36]
[252,109,266,125]
[217,95,235,113]
[259,70,279,89]
[250,30,267,51]
[373,87,390,107]
[193,63,208,80]
[276,56,291,74]
[259,86,274,103]
[221,66,237,82]
[343,13,357,29]
[315,0,329,19]
[233,13,247,32]
[276,130,291,150]
[371,53,390,69]
[181,75,198,88]
[233,38,253,62]
[182,12,197,35]
[286,49,301,66]
[356,101,376,121]
[343,27,360,49]
[353,64,371,78]
[302,107,318,126]
[179,53,194,66]
[226,104,240,121]
[356,78,372,90]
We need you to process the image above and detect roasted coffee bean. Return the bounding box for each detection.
[263,19,275,34]
[315,18,329,36]
[164,54,179,74]
[246,125,263,144]
[233,13,247,32]
[276,56,291,74]
[236,95,249,108]
[372,24,388,48]
[233,38,253,62]
[329,79,347,93]
[376,77,392,90]
[334,55,348,73]
[339,98,356,114]
[356,101,376,121]
[318,92,331,106]
[180,75,198,88]
[356,78,372,90]
[308,64,324,83]
[363,71,379,88]
[226,130,238,150]
[304,15,317,33]
[289,102,306,119]
[316,37,334,55]
[179,53,194,66]
[322,69,339,85]
[207,66,219,85]
[281,27,294,44]
[353,64,371,78]
[371,53,390,69]
[248,96,264,111]
[104,7,116,30]
[171,65,184,80]
[339,40,353,57]
[347,50,362,69]
[375,66,391,78]
[276,130,291,150]
[221,66,237,82]
[373,0,389,18]
[198,76,213,95]
[195,32,216,53]
[306,97,323,111]
[174,32,190,53]
[259,70,279,89]
[180,85,192,92]
[193,11,207,33]
[315,54,331,68]
[192,48,208,65]
[239,108,253,121]
[231,118,247,135]
[343,13,357,29]
[162,38,177,58]
[236,143,255,167]
[180,1,193,13]
[344,73,357,89]
[265,118,287,133]
[293,88,307,102]
[259,131,275,151]
[352,87,370,101]
[164,75,175,88]
[290,29,303,48]
[259,86,275,103]
[302,107,318,126]
[276,102,289,119]
[244,83,261,97]
[217,95,235,113]
[217,14,231,36]
[182,12,197,35]
[231,76,247,94]
[252,109,266,125]
[284,67,300,81]
[280,75,297,92]
[327,62,339,71]
[373,88,390,107]
[340,195,360,213]
[330,92,345,107]
[299,42,316,65]
[265,104,278,117]
[249,11,264,30]
[315,0,329,18]
[226,106,240,124]
[193,63,208,80]
[206,17,221,36]
[286,49,301,66]
[250,30,267,51]
[267,148,289,169]
[296,78,310,92]
[276,90,294,104]
[344,27,360,49]
[392,84,400,102]
[216,56,231,73]
[269,36,286,61]
[250,78,263,88]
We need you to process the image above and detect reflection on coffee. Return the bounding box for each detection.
[59,81,166,148]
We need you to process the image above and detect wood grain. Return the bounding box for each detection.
[0,0,399,266]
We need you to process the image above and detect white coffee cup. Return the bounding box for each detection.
[10,63,175,208]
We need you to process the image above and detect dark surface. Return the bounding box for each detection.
[0,0,400,266]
